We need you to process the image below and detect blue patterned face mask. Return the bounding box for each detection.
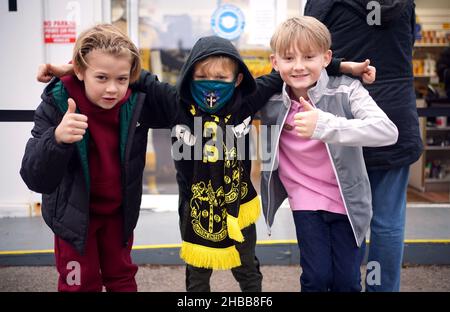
[190,80,236,114]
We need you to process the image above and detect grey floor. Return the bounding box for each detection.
[1,264,450,292]
[1,203,450,292]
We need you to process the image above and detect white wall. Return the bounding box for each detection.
[0,0,45,110]
[0,0,106,216]
[42,0,105,64]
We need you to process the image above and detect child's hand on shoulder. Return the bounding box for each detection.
[37,63,74,83]
[54,98,88,144]
[340,59,376,84]
[350,59,376,84]
[294,97,318,139]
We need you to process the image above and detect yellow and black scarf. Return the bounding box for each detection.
[180,105,260,270]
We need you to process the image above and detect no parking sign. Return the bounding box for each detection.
[211,4,245,40]
[43,20,76,44]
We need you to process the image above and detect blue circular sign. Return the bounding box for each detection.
[211,4,245,40]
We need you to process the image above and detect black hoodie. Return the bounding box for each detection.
[305,0,423,170]
[137,36,284,219]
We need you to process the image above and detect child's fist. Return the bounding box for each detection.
[352,59,376,84]
[36,63,74,83]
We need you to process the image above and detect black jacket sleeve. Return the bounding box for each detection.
[326,57,343,76]
[20,101,75,194]
[245,70,284,115]
[131,70,180,128]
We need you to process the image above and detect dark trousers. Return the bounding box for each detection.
[293,210,365,292]
[185,223,262,292]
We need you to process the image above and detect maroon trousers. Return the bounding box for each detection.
[54,213,138,292]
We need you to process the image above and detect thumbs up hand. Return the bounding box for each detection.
[54,98,88,144]
[293,97,318,139]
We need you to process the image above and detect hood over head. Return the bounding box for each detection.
[176,36,256,112]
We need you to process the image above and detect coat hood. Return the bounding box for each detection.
[308,0,410,25]
[176,36,256,111]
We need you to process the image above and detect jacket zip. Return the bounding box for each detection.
[51,92,91,250]
[323,143,359,246]
[266,94,290,235]
[121,94,144,246]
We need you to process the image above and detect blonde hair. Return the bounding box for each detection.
[194,56,239,77]
[270,16,331,55]
[72,24,141,83]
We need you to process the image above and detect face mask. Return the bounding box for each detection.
[190,80,236,114]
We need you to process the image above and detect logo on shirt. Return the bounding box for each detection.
[283,124,294,131]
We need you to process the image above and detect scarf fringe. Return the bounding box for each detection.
[227,214,244,242]
[237,196,261,229]
[180,241,241,270]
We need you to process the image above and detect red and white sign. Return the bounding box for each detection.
[43,20,76,44]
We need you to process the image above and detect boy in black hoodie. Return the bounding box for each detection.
[37,35,373,292]
[174,36,274,291]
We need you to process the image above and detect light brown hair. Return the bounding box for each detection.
[72,24,141,82]
[193,56,239,77]
[270,16,331,56]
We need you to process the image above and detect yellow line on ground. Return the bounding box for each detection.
[132,243,181,249]
[0,249,54,255]
[256,240,297,245]
[1,239,449,256]
[403,239,450,243]
[256,239,450,244]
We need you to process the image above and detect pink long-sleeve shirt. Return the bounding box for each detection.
[278,96,346,215]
